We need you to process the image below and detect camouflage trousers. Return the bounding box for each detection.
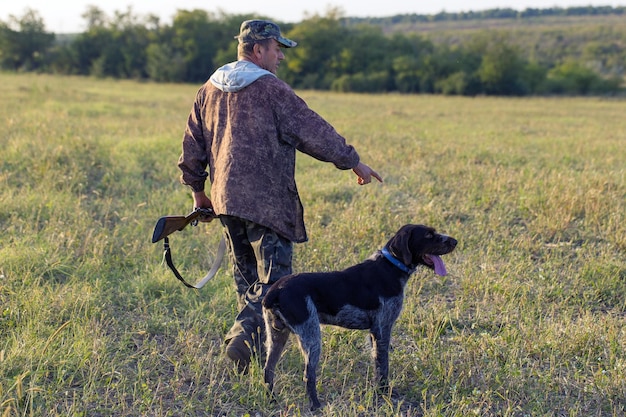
[220,215,293,356]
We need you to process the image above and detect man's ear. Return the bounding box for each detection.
[253,43,263,57]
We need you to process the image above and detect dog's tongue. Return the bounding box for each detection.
[426,254,447,276]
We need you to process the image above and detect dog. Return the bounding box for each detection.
[262,224,457,410]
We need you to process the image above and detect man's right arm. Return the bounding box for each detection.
[178,89,209,192]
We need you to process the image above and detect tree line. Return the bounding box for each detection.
[1,6,624,96]
[345,5,626,25]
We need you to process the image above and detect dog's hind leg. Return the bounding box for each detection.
[263,309,290,400]
[293,319,322,411]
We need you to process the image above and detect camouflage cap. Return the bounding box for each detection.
[234,20,297,48]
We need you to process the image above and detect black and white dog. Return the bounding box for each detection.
[262,224,457,410]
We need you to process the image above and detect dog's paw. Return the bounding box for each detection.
[264,388,279,404]
[310,400,323,412]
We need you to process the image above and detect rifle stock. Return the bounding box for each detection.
[151,208,215,243]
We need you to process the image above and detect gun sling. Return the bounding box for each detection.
[162,235,226,289]
[152,208,225,289]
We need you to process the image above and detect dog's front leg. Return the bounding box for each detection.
[370,327,392,387]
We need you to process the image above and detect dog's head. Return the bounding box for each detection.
[386,224,457,276]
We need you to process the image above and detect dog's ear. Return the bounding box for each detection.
[387,224,415,266]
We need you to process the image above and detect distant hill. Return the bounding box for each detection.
[340,6,626,74]
[341,5,626,34]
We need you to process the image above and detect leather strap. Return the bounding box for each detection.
[162,235,226,289]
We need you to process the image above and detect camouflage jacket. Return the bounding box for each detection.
[178,64,360,243]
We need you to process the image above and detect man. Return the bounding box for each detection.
[178,19,382,372]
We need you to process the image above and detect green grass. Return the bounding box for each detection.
[1,72,625,416]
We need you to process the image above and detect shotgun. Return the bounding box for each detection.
[151,207,216,243]
[151,207,225,289]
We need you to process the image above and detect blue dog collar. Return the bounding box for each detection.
[381,247,414,274]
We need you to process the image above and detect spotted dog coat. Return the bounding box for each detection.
[262,224,458,410]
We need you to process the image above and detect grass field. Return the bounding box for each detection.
[1,72,625,416]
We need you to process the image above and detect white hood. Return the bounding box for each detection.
[209,60,275,93]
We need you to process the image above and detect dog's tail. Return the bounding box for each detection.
[269,307,289,331]
[262,285,280,309]
[263,285,294,332]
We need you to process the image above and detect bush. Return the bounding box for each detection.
[546,60,621,94]
[435,71,468,95]
[331,71,390,93]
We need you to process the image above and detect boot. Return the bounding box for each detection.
[225,334,252,373]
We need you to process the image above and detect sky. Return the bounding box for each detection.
[2,0,624,33]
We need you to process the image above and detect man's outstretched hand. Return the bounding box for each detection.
[352,162,383,185]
